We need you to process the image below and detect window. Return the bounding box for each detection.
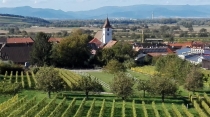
[107,28,109,31]
[107,33,109,36]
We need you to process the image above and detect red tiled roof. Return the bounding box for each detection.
[94,31,103,42]
[89,38,103,47]
[103,40,117,48]
[7,37,34,44]
[147,53,167,57]
[167,47,175,53]
[169,42,192,47]
[48,37,63,43]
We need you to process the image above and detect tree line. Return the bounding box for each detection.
[30,29,136,69]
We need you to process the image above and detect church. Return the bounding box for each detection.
[89,17,117,50]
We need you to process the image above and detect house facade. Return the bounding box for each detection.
[0,37,34,64]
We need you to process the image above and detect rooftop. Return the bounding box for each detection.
[7,37,34,44]
[103,17,112,28]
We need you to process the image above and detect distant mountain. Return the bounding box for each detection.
[0,14,50,25]
[1,5,210,19]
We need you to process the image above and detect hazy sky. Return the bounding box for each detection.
[1,0,210,11]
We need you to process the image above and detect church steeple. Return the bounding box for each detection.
[102,17,112,44]
[103,17,112,28]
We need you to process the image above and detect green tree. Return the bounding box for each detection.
[103,59,126,74]
[137,80,150,98]
[198,28,208,37]
[148,75,178,102]
[123,58,136,69]
[184,66,204,92]
[155,55,191,84]
[110,72,134,100]
[36,67,64,98]
[30,32,52,66]
[51,29,91,68]
[78,75,103,99]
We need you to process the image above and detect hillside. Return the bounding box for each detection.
[0,14,51,26]
[1,5,210,19]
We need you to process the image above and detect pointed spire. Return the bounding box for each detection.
[103,17,112,28]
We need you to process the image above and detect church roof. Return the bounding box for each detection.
[94,31,103,42]
[89,38,103,48]
[103,40,118,48]
[103,17,112,28]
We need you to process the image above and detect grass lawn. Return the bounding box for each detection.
[127,70,150,80]
[87,71,114,84]
[87,70,151,84]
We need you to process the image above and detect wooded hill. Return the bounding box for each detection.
[0,14,51,26]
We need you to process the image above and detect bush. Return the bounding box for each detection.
[0,62,23,75]
[30,67,40,74]
[103,59,126,74]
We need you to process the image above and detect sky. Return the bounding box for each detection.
[1,0,210,11]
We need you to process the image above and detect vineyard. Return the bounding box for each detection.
[1,92,210,117]
[1,68,210,116]
[0,69,84,91]
[0,71,37,91]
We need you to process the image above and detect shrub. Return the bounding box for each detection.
[0,62,23,75]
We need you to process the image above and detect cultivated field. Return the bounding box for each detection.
[20,27,100,33]
[0,68,210,116]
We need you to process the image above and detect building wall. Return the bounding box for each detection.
[102,28,112,44]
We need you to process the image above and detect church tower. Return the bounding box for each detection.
[102,17,112,44]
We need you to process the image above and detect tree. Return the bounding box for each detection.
[148,75,178,102]
[78,75,103,99]
[51,29,92,68]
[110,72,134,100]
[36,67,64,98]
[184,66,204,92]
[30,32,52,66]
[198,28,208,37]
[155,54,192,84]
[103,59,126,74]
[188,27,194,32]
[123,58,136,69]
[137,80,150,98]
[107,41,136,63]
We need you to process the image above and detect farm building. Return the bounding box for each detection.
[0,37,34,64]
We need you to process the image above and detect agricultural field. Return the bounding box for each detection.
[2,90,210,117]
[0,68,210,116]
[19,26,100,33]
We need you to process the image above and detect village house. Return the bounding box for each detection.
[133,42,174,61]
[0,37,34,64]
[175,41,210,65]
[0,37,63,64]
[48,37,63,43]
